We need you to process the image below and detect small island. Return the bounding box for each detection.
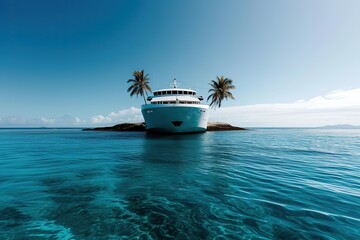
[83,122,246,132]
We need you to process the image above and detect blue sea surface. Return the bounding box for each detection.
[0,128,359,239]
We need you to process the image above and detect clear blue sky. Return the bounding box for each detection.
[1,0,359,126]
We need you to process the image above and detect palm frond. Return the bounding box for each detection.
[207,75,235,108]
[126,70,152,104]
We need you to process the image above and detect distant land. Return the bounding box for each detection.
[318,124,360,129]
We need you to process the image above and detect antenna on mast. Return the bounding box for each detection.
[169,78,179,88]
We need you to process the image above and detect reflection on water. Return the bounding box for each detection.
[0,129,359,239]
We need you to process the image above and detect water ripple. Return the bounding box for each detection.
[0,128,359,239]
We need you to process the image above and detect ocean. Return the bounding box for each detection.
[0,128,359,239]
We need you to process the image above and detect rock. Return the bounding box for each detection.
[206,122,246,131]
[83,122,146,132]
[83,122,246,132]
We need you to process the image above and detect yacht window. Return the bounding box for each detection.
[171,90,176,94]
[193,92,196,95]
[166,91,171,94]
[179,91,183,94]
[154,92,158,96]
[184,91,188,94]
[162,91,166,95]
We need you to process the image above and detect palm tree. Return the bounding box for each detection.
[207,76,235,108]
[127,70,152,104]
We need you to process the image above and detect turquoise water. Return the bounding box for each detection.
[0,128,359,239]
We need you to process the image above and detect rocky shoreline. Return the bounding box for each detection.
[83,122,246,132]
[206,122,246,131]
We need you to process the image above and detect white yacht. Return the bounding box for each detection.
[141,80,209,133]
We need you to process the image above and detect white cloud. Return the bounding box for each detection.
[40,117,55,124]
[90,107,143,125]
[209,88,360,127]
[1,90,359,127]
[0,116,28,126]
[0,115,86,127]
[74,117,84,124]
[90,115,111,124]
[0,107,142,127]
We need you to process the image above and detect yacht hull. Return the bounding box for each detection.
[141,104,209,133]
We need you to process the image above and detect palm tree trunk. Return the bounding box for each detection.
[143,94,147,104]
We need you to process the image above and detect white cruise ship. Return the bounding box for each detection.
[141,80,209,133]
